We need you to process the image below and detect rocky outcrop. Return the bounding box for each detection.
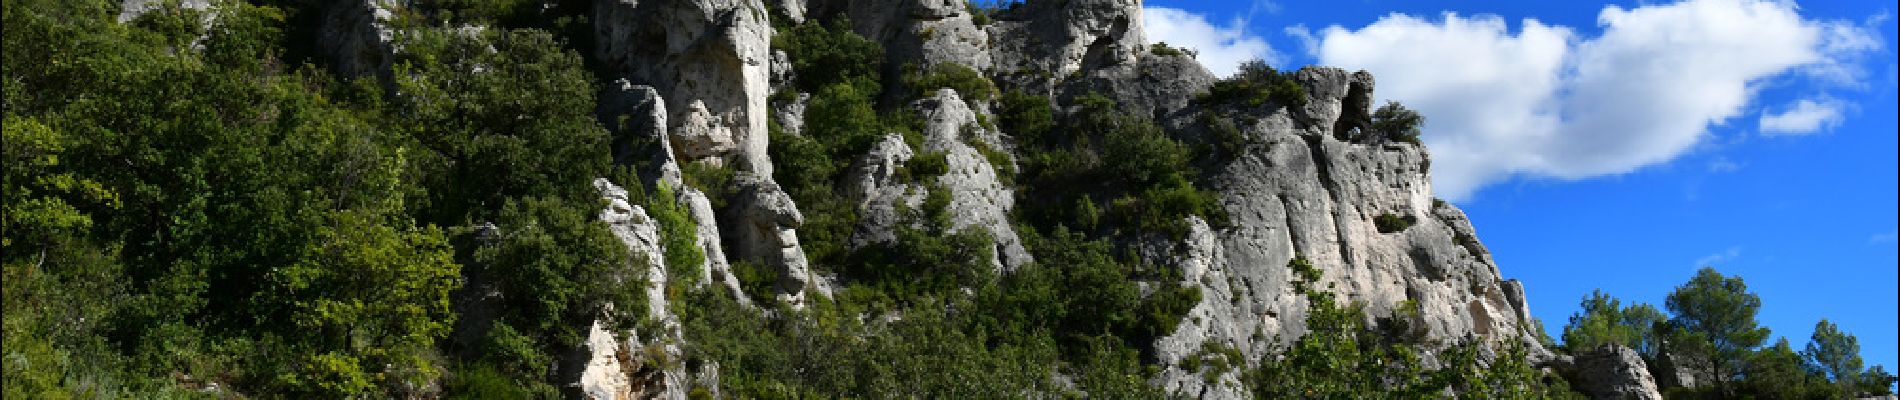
[841,0,992,74]
[1147,67,1547,396]
[844,90,1029,270]
[845,134,921,247]
[722,173,829,308]
[679,187,754,307]
[595,0,776,176]
[599,81,684,186]
[318,0,399,83]
[988,0,1145,93]
[584,178,694,400]
[1558,345,1664,400]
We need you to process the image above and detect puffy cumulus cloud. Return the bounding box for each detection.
[1144,7,1278,77]
[1309,0,1883,200]
[1759,98,1846,134]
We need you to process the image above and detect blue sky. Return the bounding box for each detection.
[1144,0,1898,372]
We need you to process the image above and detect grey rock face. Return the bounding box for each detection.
[1559,345,1664,400]
[844,0,992,73]
[596,0,776,176]
[722,173,829,308]
[989,0,1144,93]
[585,178,692,400]
[843,90,1029,270]
[678,187,754,308]
[772,92,811,137]
[1062,51,1217,122]
[1148,67,1547,395]
[913,90,1029,269]
[769,0,807,24]
[318,0,399,83]
[845,134,921,247]
[599,81,684,186]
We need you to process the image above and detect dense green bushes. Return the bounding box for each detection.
[1200,59,1307,110]
[905,62,998,102]
[1,1,633,396]
[1012,94,1225,238]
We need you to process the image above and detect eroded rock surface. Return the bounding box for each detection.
[844,90,1028,270]
[722,173,828,308]
[1145,67,1548,396]
[1559,345,1664,400]
[596,0,775,175]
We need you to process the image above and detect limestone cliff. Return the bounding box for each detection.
[585,0,1551,398]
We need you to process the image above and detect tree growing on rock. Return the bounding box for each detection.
[1561,289,1667,359]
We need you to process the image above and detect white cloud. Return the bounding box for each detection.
[1144,7,1278,77]
[1760,98,1846,134]
[1307,0,1884,200]
[1693,246,1744,267]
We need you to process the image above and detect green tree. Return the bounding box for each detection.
[1561,289,1666,358]
[1371,101,1425,144]
[1803,319,1864,396]
[1739,338,1838,400]
[1664,267,1771,396]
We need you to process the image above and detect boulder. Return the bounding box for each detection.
[1560,344,1664,400]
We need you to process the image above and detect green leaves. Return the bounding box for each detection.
[1665,266,1771,393]
[1560,289,1666,358]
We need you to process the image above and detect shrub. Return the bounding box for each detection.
[774,18,884,94]
[1372,101,1424,144]
[680,161,735,210]
[905,62,998,102]
[1374,213,1416,233]
[998,90,1055,144]
[1199,59,1307,110]
[1150,42,1192,58]
[904,150,951,182]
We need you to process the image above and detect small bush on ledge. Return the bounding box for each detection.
[1374,213,1416,233]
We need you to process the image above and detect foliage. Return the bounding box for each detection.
[1373,213,1417,233]
[1371,101,1425,144]
[1017,94,1225,238]
[1149,42,1193,58]
[1250,256,1582,399]
[1,1,626,395]
[1561,289,1667,358]
[1664,267,1771,396]
[1199,59,1307,110]
[905,62,999,102]
[1737,338,1839,400]
[904,150,952,182]
[1804,319,1865,396]
[774,18,884,94]
[998,90,1056,145]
